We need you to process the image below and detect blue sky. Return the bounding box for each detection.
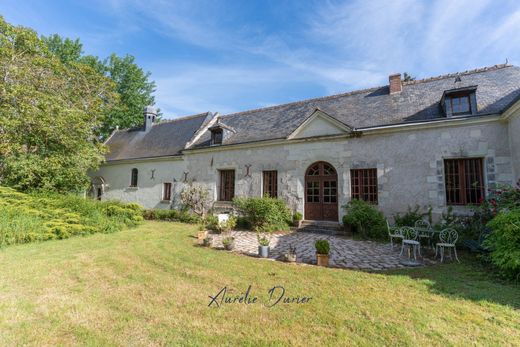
[2,0,520,119]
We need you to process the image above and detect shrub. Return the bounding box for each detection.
[236,216,251,230]
[142,208,200,224]
[394,205,432,227]
[180,183,212,217]
[0,187,142,247]
[233,197,291,232]
[217,216,237,233]
[342,199,387,240]
[205,215,219,231]
[315,239,330,255]
[293,212,303,222]
[484,209,520,280]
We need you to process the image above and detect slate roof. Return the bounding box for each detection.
[191,64,520,148]
[104,112,210,161]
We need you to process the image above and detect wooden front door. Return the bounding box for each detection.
[305,162,338,221]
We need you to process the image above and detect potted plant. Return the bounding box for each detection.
[202,236,212,247]
[293,212,303,228]
[285,245,297,262]
[315,239,330,267]
[257,233,271,258]
[222,236,235,250]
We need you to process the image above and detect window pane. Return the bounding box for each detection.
[351,168,378,204]
[444,158,484,205]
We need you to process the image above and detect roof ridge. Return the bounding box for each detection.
[402,64,512,86]
[155,111,210,125]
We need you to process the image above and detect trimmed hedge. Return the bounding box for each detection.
[0,187,143,247]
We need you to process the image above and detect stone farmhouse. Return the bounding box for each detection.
[91,64,520,222]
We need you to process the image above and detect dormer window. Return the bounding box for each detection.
[208,120,236,146]
[441,86,477,117]
[450,92,471,115]
[211,128,223,145]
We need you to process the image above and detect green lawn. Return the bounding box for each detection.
[0,221,519,346]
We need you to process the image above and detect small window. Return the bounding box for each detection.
[219,170,235,201]
[163,182,172,201]
[130,168,138,187]
[211,129,223,145]
[351,168,378,204]
[263,171,278,198]
[450,93,471,115]
[444,158,484,205]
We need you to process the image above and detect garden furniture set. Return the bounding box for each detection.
[388,220,460,263]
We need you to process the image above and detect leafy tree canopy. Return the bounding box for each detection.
[42,34,159,138]
[0,17,118,192]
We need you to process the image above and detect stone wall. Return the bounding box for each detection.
[93,159,187,209]
[92,120,514,222]
[509,113,520,182]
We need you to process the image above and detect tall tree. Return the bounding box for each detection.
[101,54,158,138]
[0,17,118,192]
[42,35,158,138]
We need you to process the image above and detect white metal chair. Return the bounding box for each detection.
[400,226,421,260]
[387,220,403,249]
[415,219,434,249]
[435,228,459,263]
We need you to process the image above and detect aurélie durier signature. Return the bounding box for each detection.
[208,285,312,308]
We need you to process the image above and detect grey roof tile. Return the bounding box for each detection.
[105,112,210,161]
[192,64,520,147]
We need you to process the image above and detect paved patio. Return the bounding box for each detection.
[208,231,437,270]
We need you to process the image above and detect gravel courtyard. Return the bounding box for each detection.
[208,231,437,270]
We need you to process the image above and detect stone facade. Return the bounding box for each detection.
[93,117,516,222]
[509,113,520,182]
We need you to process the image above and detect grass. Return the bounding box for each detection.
[0,221,519,346]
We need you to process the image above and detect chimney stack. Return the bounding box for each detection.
[143,105,157,131]
[389,73,402,94]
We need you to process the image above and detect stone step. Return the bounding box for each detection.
[297,220,344,235]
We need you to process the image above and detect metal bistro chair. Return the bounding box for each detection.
[415,220,434,249]
[400,226,421,260]
[387,220,403,249]
[435,228,460,263]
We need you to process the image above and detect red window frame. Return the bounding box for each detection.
[351,168,378,204]
[444,158,484,205]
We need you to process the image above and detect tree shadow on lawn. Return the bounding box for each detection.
[382,253,520,310]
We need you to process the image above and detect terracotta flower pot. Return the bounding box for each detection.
[316,253,329,267]
[197,230,208,240]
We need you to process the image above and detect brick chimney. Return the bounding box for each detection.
[389,73,402,94]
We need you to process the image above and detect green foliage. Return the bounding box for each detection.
[314,239,330,255]
[293,212,303,222]
[484,209,520,280]
[233,197,291,232]
[236,216,251,230]
[41,33,159,139]
[0,17,118,193]
[0,186,142,247]
[142,209,200,224]
[394,205,432,227]
[204,214,219,231]
[342,200,387,240]
[257,233,271,246]
[222,236,235,247]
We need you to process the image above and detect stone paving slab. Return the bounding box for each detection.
[207,231,437,270]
